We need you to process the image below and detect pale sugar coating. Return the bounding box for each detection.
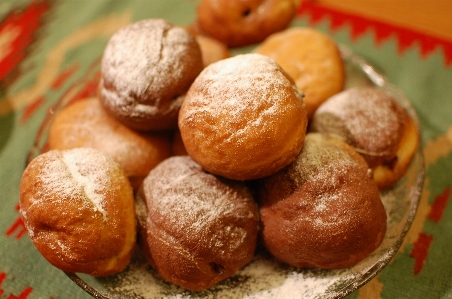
[289,134,358,186]
[23,148,115,222]
[142,157,257,235]
[310,86,408,167]
[138,156,259,291]
[19,147,136,276]
[60,149,110,220]
[179,53,307,180]
[100,19,203,131]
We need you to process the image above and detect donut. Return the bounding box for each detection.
[19,148,136,276]
[48,97,172,190]
[254,27,345,118]
[136,156,259,291]
[178,53,308,181]
[259,133,387,269]
[99,18,204,131]
[194,0,301,47]
[309,86,419,189]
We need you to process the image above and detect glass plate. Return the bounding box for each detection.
[28,46,425,299]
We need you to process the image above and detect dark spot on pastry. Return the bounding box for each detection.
[383,156,398,170]
[242,8,251,17]
[209,262,225,275]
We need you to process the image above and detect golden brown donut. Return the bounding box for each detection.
[310,86,419,188]
[194,0,301,47]
[254,27,345,118]
[48,97,172,190]
[99,18,203,131]
[259,133,387,269]
[136,156,259,291]
[178,53,308,181]
[19,148,136,276]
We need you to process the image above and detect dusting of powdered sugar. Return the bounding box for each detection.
[288,134,357,187]
[100,18,202,119]
[180,53,304,143]
[34,148,113,220]
[101,251,385,299]
[311,86,404,155]
[141,156,257,250]
[60,149,110,220]
[102,19,190,97]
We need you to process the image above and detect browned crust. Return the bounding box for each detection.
[19,148,136,276]
[99,19,203,131]
[254,27,345,119]
[137,156,259,291]
[48,97,172,190]
[178,54,308,181]
[194,0,300,47]
[259,133,387,269]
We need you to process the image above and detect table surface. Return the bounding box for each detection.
[1,1,451,299]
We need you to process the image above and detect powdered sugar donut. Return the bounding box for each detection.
[178,53,308,181]
[100,19,203,131]
[310,86,419,188]
[19,148,136,276]
[259,133,387,269]
[137,156,259,291]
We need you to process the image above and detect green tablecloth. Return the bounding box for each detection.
[1,1,451,298]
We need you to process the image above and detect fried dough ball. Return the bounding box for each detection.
[178,53,308,181]
[259,133,387,269]
[194,0,301,47]
[19,148,136,276]
[99,19,203,131]
[310,86,419,188]
[137,156,259,291]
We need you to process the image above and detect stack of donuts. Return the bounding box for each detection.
[19,0,419,292]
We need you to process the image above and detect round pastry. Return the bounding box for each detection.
[259,133,387,269]
[254,27,345,118]
[99,18,204,131]
[48,97,172,190]
[194,0,301,47]
[195,34,231,67]
[178,53,308,181]
[19,148,136,276]
[309,86,419,189]
[137,156,259,291]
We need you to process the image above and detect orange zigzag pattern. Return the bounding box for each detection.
[297,2,452,67]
